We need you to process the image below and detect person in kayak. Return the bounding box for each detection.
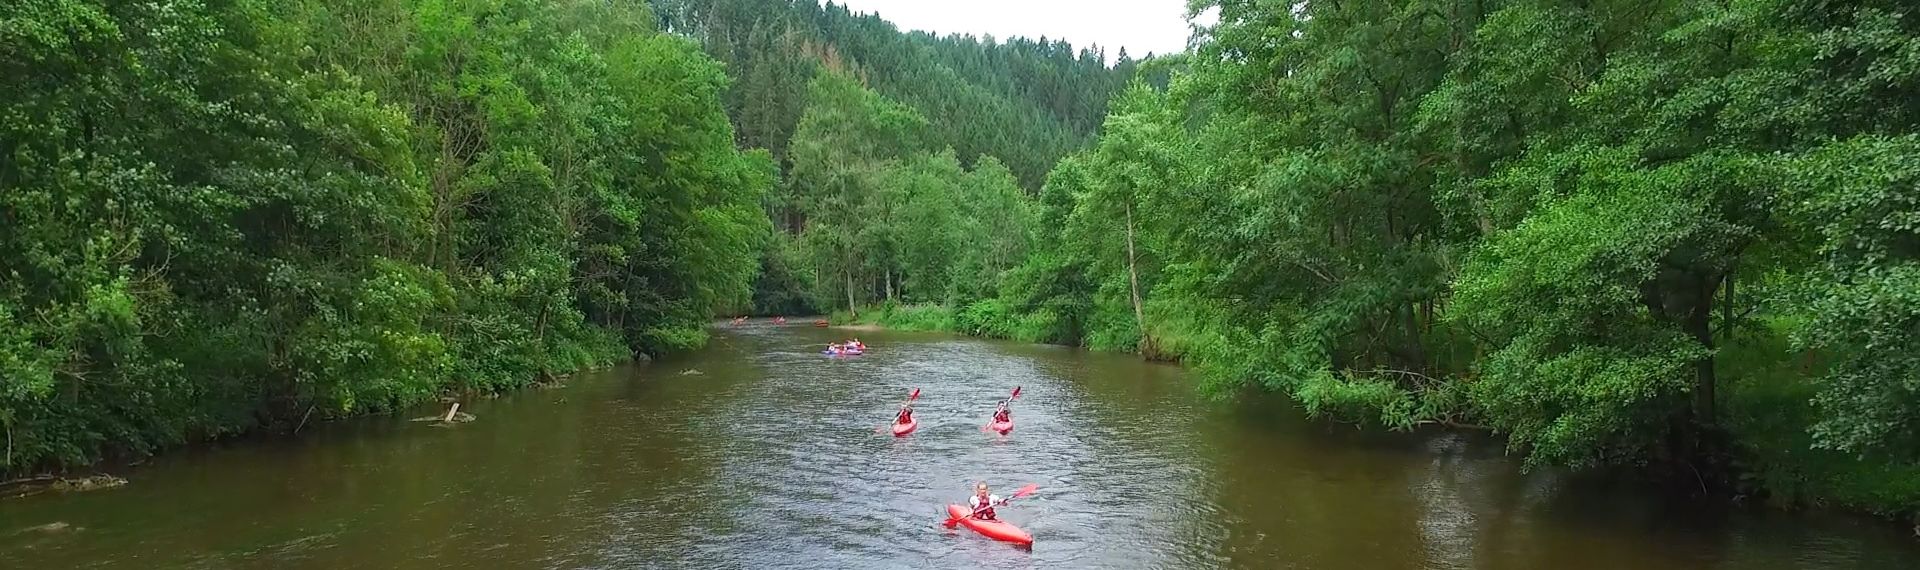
[992,402,1011,424]
[896,402,914,424]
[968,482,1004,520]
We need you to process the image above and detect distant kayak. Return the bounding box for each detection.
[987,419,1013,435]
[891,418,917,436]
[946,504,1032,545]
[822,349,864,356]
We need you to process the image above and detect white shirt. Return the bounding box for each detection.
[969,494,1002,509]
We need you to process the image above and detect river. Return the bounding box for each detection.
[3,324,1916,569]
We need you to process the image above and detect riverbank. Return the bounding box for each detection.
[0,346,638,485]
[831,302,1920,534]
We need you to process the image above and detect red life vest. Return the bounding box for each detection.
[970,495,998,519]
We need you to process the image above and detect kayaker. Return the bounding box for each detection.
[896,404,914,424]
[968,483,1004,520]
[992,403,1011,424]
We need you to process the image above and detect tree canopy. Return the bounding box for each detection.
[745,0,1920,515]
[2,0,767,472]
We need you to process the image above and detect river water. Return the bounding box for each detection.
[3,324,1916,569]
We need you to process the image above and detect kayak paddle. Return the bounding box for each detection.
[981,386,1021,432]
[943,483,1039,526]
[875,388,921,434]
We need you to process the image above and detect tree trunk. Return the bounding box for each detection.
[1721,273,1734,340]
[845,268,858,318]
[1688,272,1717,424]
[1124,201,1147,346]
[1400,303,1425,369]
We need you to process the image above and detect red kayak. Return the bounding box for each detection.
[891,418,918,437]
[987,419,1013,435]
[946,504,1032,545]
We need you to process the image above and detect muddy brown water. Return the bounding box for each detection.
[3,325,1916,569]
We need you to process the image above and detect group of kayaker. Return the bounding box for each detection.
[881,386,1031,546]
[824,338,866,355]
[889,394,1011,430]
[890,387,1015,438]
[727,315,787,325]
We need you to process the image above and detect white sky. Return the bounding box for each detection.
[832,0,1208,63]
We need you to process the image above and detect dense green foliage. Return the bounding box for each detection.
[771,0,1919,516]
[658,0,1131,316]
[658,0,1135,190]
[0,0,768,473]
[781,71,1038,314]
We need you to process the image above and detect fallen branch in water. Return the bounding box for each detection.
[1,475,60,492]
[2,475,127,499]
[293,405,316,435]
[411,402,475,424]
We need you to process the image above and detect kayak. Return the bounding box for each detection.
[987,419,1013,435]
[946,504,1032,546]
[822,349,864,356]
[891,418,918,436]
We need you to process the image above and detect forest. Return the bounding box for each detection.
[1,0,770,473]
[671,0,1920,519]
[0,0,1131,478]
[4,0,1918,524]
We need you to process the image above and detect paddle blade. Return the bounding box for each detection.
[1011,386,1022,399]
[909,388,921,401]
